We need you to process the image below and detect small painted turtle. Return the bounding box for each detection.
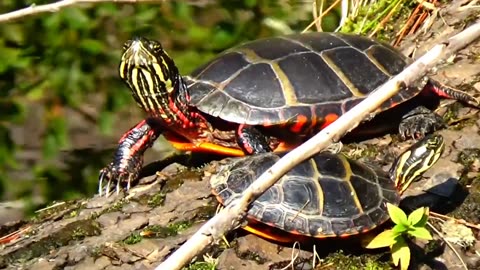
[99,32,475,191]
[209,134,445,242]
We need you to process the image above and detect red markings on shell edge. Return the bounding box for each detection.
[289,115,308,133]
[320,113,339,129]
[262,116,274,127]
[240,218,371,242]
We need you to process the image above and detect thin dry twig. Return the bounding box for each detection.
[0,0,165,23]
[158,20,480,270]
[369,0,403,37]
[430,211,480,230]
[279,241,301,270]
[311,0,323,32]
[427,221,469,270]
[302,0,342,33]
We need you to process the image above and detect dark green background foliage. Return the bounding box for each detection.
[0,1,341,209]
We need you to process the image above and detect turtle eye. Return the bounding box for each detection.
[147,40,163,55]
[123,40,134,51]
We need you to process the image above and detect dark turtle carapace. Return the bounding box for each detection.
[209,134,445,243]
[99,32,476,191]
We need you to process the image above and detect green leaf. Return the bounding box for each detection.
[408,207,426,226]
[387,203,408,225]
[244,0,257,8]
[392,223,408,234]
[408,227,433,240]
[414,207,430,227]
[43,133,57,158]
[365,230,399,249]
[391,237,410,270]
[187,25,212,44]
[98,111,113,135]
[0,100,24,122]
[64,8,90,29]
[79,39,105,54]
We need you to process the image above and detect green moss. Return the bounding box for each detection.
[132,167,202,208]
[343,143,383,163]
[161,168,203,193]
[192,203,218,222]
[443,102,476,130]
[148,193,167,207]
[168,220,192,232]
[103,198,128,213]
[470,176,480,194]
[71,227,90,241]
[65,209,79,218]
[442,103,462,124]
[269,257,312,269]
[123,232,143,245]
[423,239,444,258]
[340,0,417,41]
[183,260,218,270]
[318,250,391,270]
[235,249,267,264]
[0,219,101,266]
[31,200,80,222]
[451,192,480,224]
[456,148,480,187]
[141,220,193,239]
[135,192,167,208]
[451,118,476,130]
[456,148,480,167]
[89,245,104,258]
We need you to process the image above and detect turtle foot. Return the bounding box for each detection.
[398,106,446,140]
[98,155,143,197]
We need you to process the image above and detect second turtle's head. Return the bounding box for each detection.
[119,37,180,113]
[390,134,445,195]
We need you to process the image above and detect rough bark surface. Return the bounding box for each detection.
[1,1,480,269]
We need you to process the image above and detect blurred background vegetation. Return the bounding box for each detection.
[0,0,417,216]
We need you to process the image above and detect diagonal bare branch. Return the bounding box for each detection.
[0,0,165,23]
[157,20,480,270]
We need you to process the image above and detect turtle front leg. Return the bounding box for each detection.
[236,125,272,154]
[99,118,163,195]
[398,106,445,140]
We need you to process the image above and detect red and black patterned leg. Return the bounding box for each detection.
[236,124,272,154]
[99,118,163,195]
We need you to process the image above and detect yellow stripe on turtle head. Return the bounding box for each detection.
[392,134,445,194]
[119,37,176,112]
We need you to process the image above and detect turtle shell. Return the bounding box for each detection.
[186,32,415,128]
[210,152,400,238]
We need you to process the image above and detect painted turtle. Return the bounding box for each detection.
[209,134,445,242]
[99,32,475,192]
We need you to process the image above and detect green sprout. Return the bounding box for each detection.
[366,203,432,270]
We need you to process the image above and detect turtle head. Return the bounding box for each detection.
[119,37,186,116]
[390,134,445,195]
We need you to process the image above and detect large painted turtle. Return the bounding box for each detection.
[209,134,445,242]
[99,32,475,191]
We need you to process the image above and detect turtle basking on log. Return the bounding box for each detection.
[99,32,476,192]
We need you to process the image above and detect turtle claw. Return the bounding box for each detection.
[98,166,117,197]
[98,161,140,197]
[399,106,446,141]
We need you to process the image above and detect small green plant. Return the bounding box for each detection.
[366,203,432,270]
[183,254,218,270]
